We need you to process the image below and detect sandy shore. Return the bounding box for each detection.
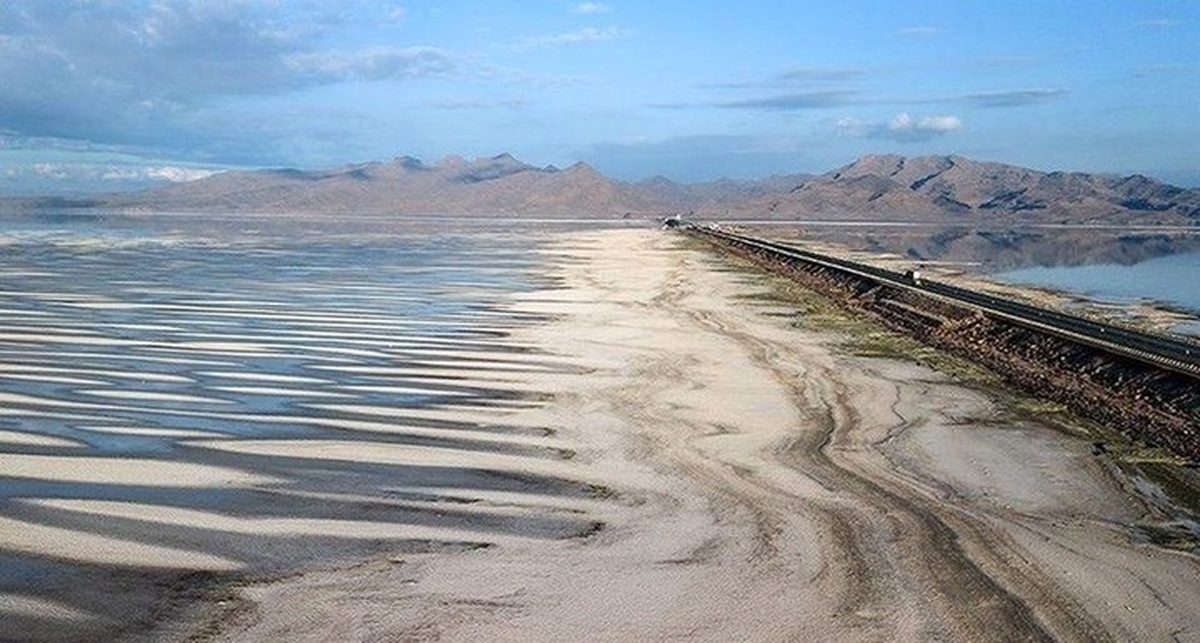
[3,228,1197,641]
[174,229,1195,641]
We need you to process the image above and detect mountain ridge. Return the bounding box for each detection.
[6,154,1200,224]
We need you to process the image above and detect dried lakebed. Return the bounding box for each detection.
[0,224,1197,641]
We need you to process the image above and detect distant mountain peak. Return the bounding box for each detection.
[393,155,428,170]
[565,161,599,173]
[829,153,908,179]
[857,153,907,164]
[44,151,1197,224]
[440,152,537,184]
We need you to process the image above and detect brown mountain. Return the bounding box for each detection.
[10,153,1200,225]
[750,154,1200,224]
[111,154,640,216]
[80,152,814,217]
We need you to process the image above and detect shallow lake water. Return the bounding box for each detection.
[997,251,1200,334]
[0,214,550,453]
[0,212,618,640]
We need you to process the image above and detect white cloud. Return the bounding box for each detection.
[898,26,940,38]
[835,117,878,139]
[1132,64,1190,78]
[894,113,962,133]
[145,166,219,182]
[838,113,962,142]
[0,2,462,163]
[385,6,407,24]
[6,160,221,187]
[100,167,142,181]
[33,163,68,179]
[524,26,632,47]
[572,3,611,14]
[287,46,455,82]
[434,99,528,110]
[960,89,1067,108]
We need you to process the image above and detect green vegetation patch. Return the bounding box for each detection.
[703,242,1001,387]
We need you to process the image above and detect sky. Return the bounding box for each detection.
[1,0,1197,195]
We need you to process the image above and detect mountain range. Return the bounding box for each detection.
[8,153,1200,225]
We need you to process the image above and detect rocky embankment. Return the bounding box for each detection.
[699,234,1200,462]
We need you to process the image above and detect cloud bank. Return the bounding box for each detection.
[960,89,1068,108]
[838,113,963,142]
[0,2,457,163]
[522,26,633,47]
[718,91,858,110]
[572,3,611,15]
[898,26,940,38]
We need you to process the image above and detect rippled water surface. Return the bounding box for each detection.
[0,213,604,640]
[0,215,547,451]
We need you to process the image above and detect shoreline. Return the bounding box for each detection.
[192,229,1198,640]
[0,229,604,642]
[732,221,1200,337]
[1,227,1197,640]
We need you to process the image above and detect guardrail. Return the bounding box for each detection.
[683,223,1200,380]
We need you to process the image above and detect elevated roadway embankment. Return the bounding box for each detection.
[682,223,1200,461]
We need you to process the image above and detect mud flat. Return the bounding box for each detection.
[0,229,603,641]
[195,230,1200,641]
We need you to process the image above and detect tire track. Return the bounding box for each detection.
[654,238,1110,640]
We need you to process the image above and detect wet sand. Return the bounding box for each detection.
[3,228,1199,641]
[192,230,1198,641]
[0,230,597,641]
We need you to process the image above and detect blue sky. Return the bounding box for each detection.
[1,1,1197,194]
